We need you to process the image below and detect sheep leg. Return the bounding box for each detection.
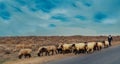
[42,52,44,56]
[73,49,75,54]
[46,51,49,56]
[18,54,23,59]
[82,49,85,53]
[91,49,93,53]
[55,50,58,54]
[41,52,43,56]
[77,50,79,54]
[100,46,102,50]
[75,49,78,55]
[107,45,109,47]
[25,54,31,58]
[87,49,90,53]
[48,51,50,56]
[57,49,60,54]
[79,49,81,54]
[28,54,31,58]
[81,49,84,53]
[52,50,54,55]
[38,51,41,56]
[74,49,77,55]
[63,50,64,54]
[24,54,28,58]
[38,53,40,57]
[76,50,79,54]
[45,51,48,56]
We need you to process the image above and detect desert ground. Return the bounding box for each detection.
[0,36,120,64]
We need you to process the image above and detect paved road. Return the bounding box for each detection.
[46,45,120,64]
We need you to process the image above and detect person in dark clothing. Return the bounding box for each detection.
[108,35,113,46]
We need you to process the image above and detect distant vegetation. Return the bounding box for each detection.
[0,36,120,45]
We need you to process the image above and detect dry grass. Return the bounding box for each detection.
[3,54,79,64]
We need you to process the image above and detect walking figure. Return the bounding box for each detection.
[108,35,113,46]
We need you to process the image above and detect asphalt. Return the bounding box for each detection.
[45,45,120,64]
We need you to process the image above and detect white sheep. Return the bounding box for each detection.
[103,41,109,48]
[96,42,104,50]
[37,45,57,56]
[73,43,86,54]
[61,44,73,54]
[86,42,96,53]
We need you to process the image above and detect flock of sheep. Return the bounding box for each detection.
[17,40,110,59]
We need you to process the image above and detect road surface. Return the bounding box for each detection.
[46,45,120,64]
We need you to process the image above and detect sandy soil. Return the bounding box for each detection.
[3,54,79,64]
[2,41,120,64]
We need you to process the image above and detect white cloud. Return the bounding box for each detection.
[102,19,118,24]
[51,9,67,14]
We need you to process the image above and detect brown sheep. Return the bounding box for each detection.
[37,45,57,56]
[18,49,32,59]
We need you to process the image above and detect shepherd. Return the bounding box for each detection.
[108,35,113,46]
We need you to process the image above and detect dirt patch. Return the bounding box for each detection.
[3,54,79,64]
[112,41,120,46]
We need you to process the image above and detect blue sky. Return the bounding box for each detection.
[0,0,120,36]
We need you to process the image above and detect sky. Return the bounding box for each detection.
[0,0,120,36]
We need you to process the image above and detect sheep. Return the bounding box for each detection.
[72,43,86,54]
[37,46,45,56]
[102,41,109,48]
[96,42,104,50]
[45,45,57,55]
[37,45,57,56]
[18,49,32,59]
[86,42,96,53]
[61,43,73,54]
[56,43,63,54]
